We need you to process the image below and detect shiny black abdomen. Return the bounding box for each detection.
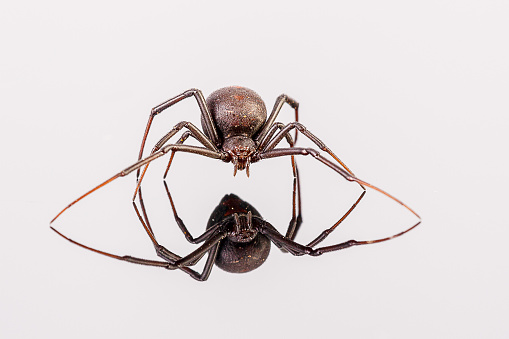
[207,194,271,273]
[203,86,267,141]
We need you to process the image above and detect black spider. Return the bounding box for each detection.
[50,86,420,281]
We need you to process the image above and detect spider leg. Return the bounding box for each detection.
[134,186,155,236]
[256,122,295,152]
[136,130,219,244]
[149,121,218,154]
[256,146,421,221]
[258,122,369,243]
[261,122,362,182]
[133,121,219,201]
[162,179,223,244]
[50,144,226,225]
[132,186,222,280]
[158,238,222,281]
[274,160,365,249]
[50,225,220,281]
[134,185,217,248]
[259,217,421,257]
[257,221,311,256]
[138,88,220,178]
[259,123,365,245]
[173,231,227,268]
[254,217,304,256]
[185,243,220,281]
[164,130,192,179]
[256,94,299,144]
[308,220,421,256]
[135,128,218,244]
[286,168,303,241]
[256,122,303,243]
[264,122,424,246]
[306,190,366,247]
[50,226,174,268]
[52,177,225,281]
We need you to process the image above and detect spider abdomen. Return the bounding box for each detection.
[215,234,271,273]
[205,86,267,140]
[206,194,270,273]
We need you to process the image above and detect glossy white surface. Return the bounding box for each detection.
[2,1,508,338]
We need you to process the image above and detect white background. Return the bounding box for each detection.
[2,1,508,338]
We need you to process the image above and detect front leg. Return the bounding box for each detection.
[255,144,421,259]
[261,122,361,181]
[306,190,365,247]
[307,220,421,256]
[256,146,420,220]
[50,144,226,224]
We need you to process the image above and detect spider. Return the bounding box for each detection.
[50,86,420,224]
[50,86,421,280]
[51,175,420,281]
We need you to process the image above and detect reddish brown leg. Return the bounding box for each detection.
[133,121,219,201]
[50,144,225,225]
[258,217,420,256]
[256,146,421,222]
[261,122,362,182]
[137,89,220,179]
[256,94,299,144]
